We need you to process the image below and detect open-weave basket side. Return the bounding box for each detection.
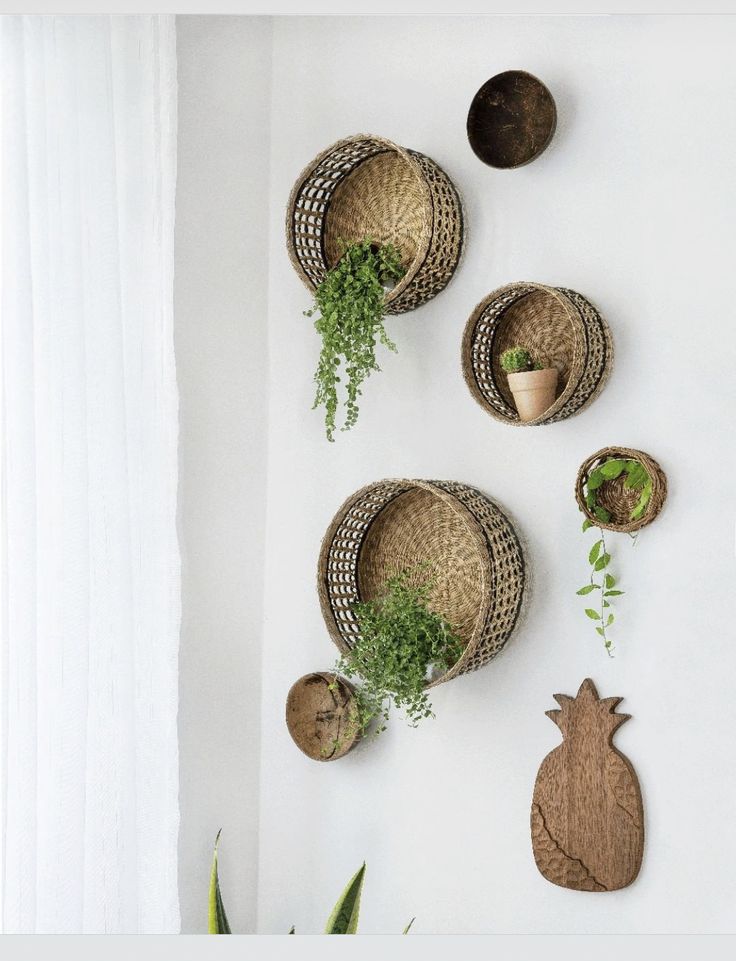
[317,479,526,687]
[575,446,668,533]
[462,283,612,426]
[286,135,463,316]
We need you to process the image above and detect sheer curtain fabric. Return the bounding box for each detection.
[1,15,180,933]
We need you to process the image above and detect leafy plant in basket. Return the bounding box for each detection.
[332,566,464,740]
[577,457,653,656]
[305,239,406,441]
[208,833,414,934]
[500,345,558,422]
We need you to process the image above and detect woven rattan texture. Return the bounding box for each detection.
[286,135,463,315]
[575,447,668,533]
[462,282,613,426]
[317,479,526,687]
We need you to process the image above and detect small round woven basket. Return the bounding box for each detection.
[318,479,526,687]
[575,447,668,533]
[462,282,613,426]
[286,135,464,315]
[285,672,360,762]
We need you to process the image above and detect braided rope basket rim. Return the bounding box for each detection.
[575,446,668,533]
[286,134,463,314]
[317,478,526,688]
[461,282,614,426]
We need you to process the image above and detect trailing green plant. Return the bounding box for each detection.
[333,566,464,738]
[582,457,652,525]
[305,239,405,442]
[577,458,651,654]
[208,837,413,934]
[500,345,544,372]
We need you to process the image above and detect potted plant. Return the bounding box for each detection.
[576,455,653,655]
[305,239,405,442]
[499,346,558,422]
[332,567,464,739]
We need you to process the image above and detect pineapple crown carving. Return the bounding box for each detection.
[546,678,630,742]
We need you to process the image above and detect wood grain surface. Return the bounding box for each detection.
[531,678,644,891]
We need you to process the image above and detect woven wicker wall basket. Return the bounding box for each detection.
[462,282,613,426]
[318,479,526,687]
[575,447,668,534]
[286,135,464,315]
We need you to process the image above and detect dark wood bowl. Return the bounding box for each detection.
[467,71,556,169]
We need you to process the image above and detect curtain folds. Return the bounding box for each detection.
[1,15,180,933]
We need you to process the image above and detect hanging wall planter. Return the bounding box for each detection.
[285,672,361,762]
[289,136,465,440]
[462,282,613,426]
[318,479,526,688]
[575,446,667,534]
[575,446,668,655]
[467,70,557,169]
[287,134,464,315]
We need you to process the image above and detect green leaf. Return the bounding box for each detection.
[595,627,605,636]
[576,584,599,595]
[588,540,603,564]
[208,830,231,934]
[581,519,593,532]
[594,506,611,523]
[604,589,624,597]
[604,574,616,589]
[599,459,624,479]
[325,863,366,934]
[602,600,610,608]
[594,553,611,571]
[585,609,601,620]
[606,614,614,626]
[403,918,415,934]
[289,926,295,934]
[587,469,605,491]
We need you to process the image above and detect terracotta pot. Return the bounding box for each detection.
[507,368,558,422]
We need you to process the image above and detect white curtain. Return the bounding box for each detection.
[1,15,180,933]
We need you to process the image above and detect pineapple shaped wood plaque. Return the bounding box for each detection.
[531,678,643,892]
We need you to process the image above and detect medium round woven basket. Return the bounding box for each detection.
[462,282,613,426]
[575,447,668,533]
[318,479,526,687]
[286,135,464,315]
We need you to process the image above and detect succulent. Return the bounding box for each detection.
[500,346,533,373]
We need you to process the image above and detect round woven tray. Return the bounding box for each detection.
[285,672,360,762]
[467,70,557,169]
[575,447,668,533]
[462,282,613,426]
[318,479,526,686]
[286,135,464,315]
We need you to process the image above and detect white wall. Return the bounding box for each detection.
[175,15,271,934]
[175,14,736,935]
[255,15,736,934]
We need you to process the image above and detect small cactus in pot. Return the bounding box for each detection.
[500,345,558,422]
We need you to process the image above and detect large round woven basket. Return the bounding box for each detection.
[575,447,668,533]
[286,135,464,315]
[318,479,526,687]
[462,282,613,426]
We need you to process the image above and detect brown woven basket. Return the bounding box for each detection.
[575,447,668,533]
[285,672,360,762]
[462,282,613,426]
[317,479,526,687]
[286,135,464,315]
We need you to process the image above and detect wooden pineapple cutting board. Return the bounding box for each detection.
[531,678,644,891]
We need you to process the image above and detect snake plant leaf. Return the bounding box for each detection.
[324,863,366,934]
[403,917,415,934]
[208,829,231,934]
